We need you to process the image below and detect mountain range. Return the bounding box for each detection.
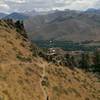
[0,10,56,20]
[85,8,100,14]
[1,8,100,41]
[24,9,100,41]
[3,12,29,20]
[0,13,8,19]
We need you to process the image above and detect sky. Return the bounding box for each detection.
[0,0,100,13]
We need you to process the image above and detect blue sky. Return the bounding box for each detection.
[0,0,100,13]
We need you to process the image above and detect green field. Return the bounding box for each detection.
[32,40,100,51]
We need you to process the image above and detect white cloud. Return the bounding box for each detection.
[5,0,26,3]
[0,0,100,13]
[67,0,99,10]
[0,0,10,13]
[0,4,9,9]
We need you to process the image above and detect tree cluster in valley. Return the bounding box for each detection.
[39,48,100,76]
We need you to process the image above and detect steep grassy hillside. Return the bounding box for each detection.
[0,20,45,100]
[0,20,100,100]
[44,65,100,100]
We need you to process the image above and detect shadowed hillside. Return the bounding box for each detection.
[0,20,100,100]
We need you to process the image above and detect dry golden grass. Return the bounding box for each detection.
[45,64,100,100]
[0,20,100,100]
[0,21,45,100]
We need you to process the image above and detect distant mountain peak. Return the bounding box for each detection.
[0,12,8,19]
[25,9,100,41]
[85,8,100,13]
[3,12,29,20]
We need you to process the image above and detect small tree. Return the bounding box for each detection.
[92,50,100,74]
[15,20,21,29]
[94,50,100,65]
[15,20,27,38]
[70,56,77,67]
[79,53,90,71]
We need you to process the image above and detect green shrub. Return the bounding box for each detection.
[41,76,49,87]
[16,54,32,62]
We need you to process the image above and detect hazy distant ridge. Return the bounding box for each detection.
[24,9,100,41]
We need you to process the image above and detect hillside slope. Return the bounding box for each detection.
[0,20,100,100]
[0,20,45,100]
